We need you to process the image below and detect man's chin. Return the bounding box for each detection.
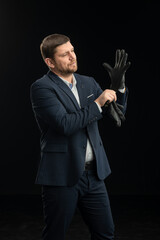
[69,65,78,73]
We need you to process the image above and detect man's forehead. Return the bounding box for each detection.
[56,41,73,53]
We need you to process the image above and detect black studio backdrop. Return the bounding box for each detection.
[0,0,159,195]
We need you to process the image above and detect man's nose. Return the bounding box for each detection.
[69,52,75,59]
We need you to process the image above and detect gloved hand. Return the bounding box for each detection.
[104,100,125,127]
[103,49,131,91]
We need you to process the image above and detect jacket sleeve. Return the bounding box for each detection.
[116,87,129,114]
[30,82,103,136]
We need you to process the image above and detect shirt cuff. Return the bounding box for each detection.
[95,102,102,113]
[118,87,126,93]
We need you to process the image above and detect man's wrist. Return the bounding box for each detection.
[95,101,102,113]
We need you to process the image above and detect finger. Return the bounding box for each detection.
[114,93,117,102]
[111,94,117,102]
[115,49,121,67]
[123,61,131,72]
[105,92,113,102]
[102,62,112,72]
[111,91,117,102]
[107,96,114,103]
[121,52,128,66]
[119,49,126,67]
[104,100,110,107]
[109,91,117,102]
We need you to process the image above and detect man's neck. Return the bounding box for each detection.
[51,70,73,84]
[60,74,73,84]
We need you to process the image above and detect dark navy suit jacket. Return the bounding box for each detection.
[30,71,128,186]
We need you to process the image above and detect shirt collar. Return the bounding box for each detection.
[59,74,77,89]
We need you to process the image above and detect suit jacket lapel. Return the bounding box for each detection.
[47,71,80,110]
[75,74,87,108]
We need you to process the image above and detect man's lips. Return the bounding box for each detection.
[69,61,77,66]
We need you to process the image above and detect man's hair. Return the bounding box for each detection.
[40,33,70,60]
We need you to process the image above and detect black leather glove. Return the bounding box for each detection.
[103,49,131,91]
[104,100,125,127]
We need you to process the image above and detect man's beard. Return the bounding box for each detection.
[55,61,78,76]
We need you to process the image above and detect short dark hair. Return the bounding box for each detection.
[40,33,70,60]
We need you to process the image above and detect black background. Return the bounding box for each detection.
[0,0,159,196]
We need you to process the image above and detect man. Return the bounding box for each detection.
[30,33,130,240]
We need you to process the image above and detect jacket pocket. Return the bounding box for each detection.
[87,94,95,103]
[42,144,67,153]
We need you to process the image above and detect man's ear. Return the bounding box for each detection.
[45,58,55,69]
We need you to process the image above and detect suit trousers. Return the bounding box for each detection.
[41,170,115,240]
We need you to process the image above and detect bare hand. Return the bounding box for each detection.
[95,89,117,107]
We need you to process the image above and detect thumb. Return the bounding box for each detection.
[102,62,112,73]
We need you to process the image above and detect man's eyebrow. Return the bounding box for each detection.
[62,51,69,55]
[58,51,68,56]
[59,48,74,55]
